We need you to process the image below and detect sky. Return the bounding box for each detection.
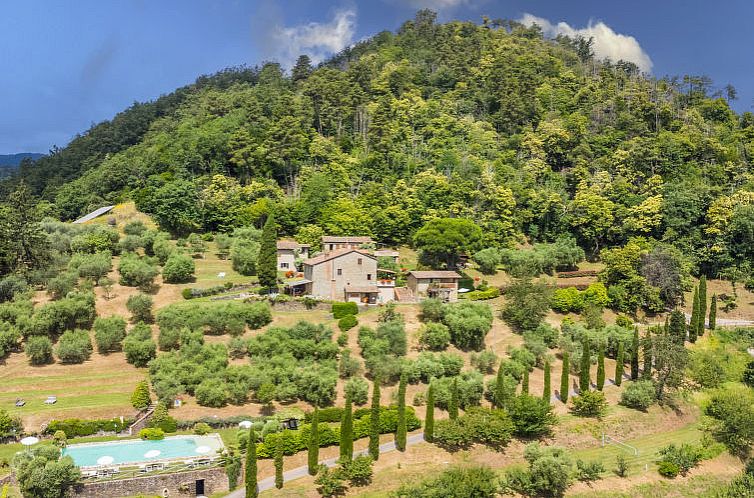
[1,0,753,155]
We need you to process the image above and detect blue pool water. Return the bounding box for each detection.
[61,435,222,468]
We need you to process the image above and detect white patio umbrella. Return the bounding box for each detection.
[97,455,114,465]
[144,450,161,458]
[195,446,211,455]
[238,420,252,429]
[20,436,39,447]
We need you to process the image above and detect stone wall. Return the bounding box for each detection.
[74,467,228,498]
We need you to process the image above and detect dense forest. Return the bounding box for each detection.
[2,10,754,303]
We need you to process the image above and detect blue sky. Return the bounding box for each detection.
[1,0,752,154]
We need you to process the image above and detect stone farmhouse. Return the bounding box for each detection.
[276,240,310,271]
[406,270,462,302]
[321,235,373,253]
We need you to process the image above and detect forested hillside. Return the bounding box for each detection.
[3,10,754,286]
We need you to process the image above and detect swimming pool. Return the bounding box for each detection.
[62,434,224,468]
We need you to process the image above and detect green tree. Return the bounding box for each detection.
[596,346,605,391]
[501,278,554,332]
[162,252,195,283]
[521,369,529,395]
[308,408,319,476]
[668,309,686,345]
[698,276,707,334]
[131,380,152,410]
[413,217,483,269]
[245,429,258,498]
[689,287,700,343]
[14,447,80,498]
[340,394,354,462]
[425,383,435,443]
[257,213,278,290]
[448,377,459,420]
[709,294,717,330]
[126,293,153,323]
[579,339,590,392]
[94,316,127,353]
[560,350,570,403]
[274,438,284,489]
[396,372,407,451]
[631,326,640,379]
[642,334,653,379]
[614,342,624,386]
[542,359,551,402]
[369,379,381,460]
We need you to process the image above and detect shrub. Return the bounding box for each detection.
[508,395,556,438]
[339,350,361,378]
[47,272,78,300]
[158,327,181,351]
[418,322,451,351]
[470,350,498,374]
[123,324,156,367]
[503,443,573,497]
[195,378,228,408]
[139,428,164,440]
[551,287,584,313]
[419,298,445,323]
[131,380,152,410]
[332,302,358,319]
[25,336,53,365]
[431,372,484,410]
[44,417,131,437]
[620,380,655,411]
[571,390,607,418]
[462,287,501,300]
[501,279,553,332]
[338,314,358,332]
[94,316,127,353]
[342,454,374,487]
[123,220,147,236]
[162,252,195,283]
[657,443,704,477]
[55,330,92,364]
[398,466,498,498]
[657,460,680,478]
[230,238,260,276]
[433,408,513,451]
[345,377,369,406]
[126,293,153,323]
[688,350,726,388]
[705,385,754,455]
[118,254,158,291]
[576,459,605,482]
[149,403,178,433]
[443,301,493,351]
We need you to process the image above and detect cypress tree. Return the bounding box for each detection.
[245,429,257,498]
[257,212,278,290]
[669,309,686,345]
[494,360,506,408]
[274,438,284,489]
[396,372,407,451]
[448,378,459,420]
[614,342,624,387]
[709,294,717,330]
[642,334,653,379]
[369,379,381,460]
[542,359,551,403]
[699,275,707,333]
[630,327,640,380]
[521,368,529,395]
[340,394,353,462]
[307,408,319,476]
[560,350,570,403]
[689,288,700,343]
[596,346,605,391]
[425,383,435,443]
[579,339,590,392]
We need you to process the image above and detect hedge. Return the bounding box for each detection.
[338,314,358,332]
[45,417,134,437]
[181,282,243,299]
[460,288,501,301]
[257,406,421,459]
[332,302,358,319]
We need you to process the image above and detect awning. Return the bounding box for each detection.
[345,286,380,294]
[285,279,311,287]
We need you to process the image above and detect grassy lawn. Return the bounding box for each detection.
[568,473,734,498]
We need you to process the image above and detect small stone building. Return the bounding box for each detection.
[298,248,383,303]
[321,236,373,253]
[276,240,310,271]
[407,270,462,302]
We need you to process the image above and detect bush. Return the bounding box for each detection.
[230,238,260,276]
[431,372,484,410]
[508,395,556,438]
[576,459,605,482]
[473,248,502,275]
[461,287,501,301]
[398,466,499,498]
[342,455,374,487]
[419,298,445,323]
[552,287,584,313]
[139,428,164,440]
[55,330,92,364]
[470,350,498,374]
[432,408,513,451]
[126,293,153,323]
[418,322,451,351]
[45,417,132,437]
[123,220,147,236]
[338,314,358,332]
[118,254,158,291]
[345,377,369,406]
[571,390,607,418]
[501,279,553,332]
[657,460,680,478]
[149,403,178,433]
[94,316,127,353]
[195,378,228,408]
[705,385,754,455]
[503,443,573,497]
[162,252,195,283]
[688,350,726,388]
[620,380,655,411]
[332,302,358,319]
[123,324,156,367]
[443,301,493,351]
[25,336,53,365]
[158,327,181,351]
[339,349,361,378]
[657,443,704,477]
[47,272,78,300]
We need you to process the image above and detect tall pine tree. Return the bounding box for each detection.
[307,408,319,476]
[521,368,529,395]
[274,438,284,489]
[340,394,353,462]
[245,429,258,498]
[257,212,278,290]
[631,327,640,379]
[396,372,407,451]
[448,378,459,420]
[709,294,717,330]
[560,350,570,403]
[668,309,686,345]
[642,334,653,379]
[579,339,591,392]
[425,383,435,442]
[689,287,700,343]
[369,379,381,460]
[698,275,707,333]
[614,342,624,386]
[596,345,605,391]
[542,359,551,403]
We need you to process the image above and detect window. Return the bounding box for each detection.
[337,269,342,276]
[281,262,289,268]
[357,258,362,265]
[367,274,372,280]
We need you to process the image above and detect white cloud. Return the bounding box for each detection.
[405,0,479,9]
[272,9,356,67]
[519,13,653,73]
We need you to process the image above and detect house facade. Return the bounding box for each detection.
[407,270,462,302]
[276,241,309,271]
[321,236,373,253]
[301,248,384,303]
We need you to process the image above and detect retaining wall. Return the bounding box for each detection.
[74,467,228,498]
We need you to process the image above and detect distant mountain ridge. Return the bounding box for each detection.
[0,153,44,169]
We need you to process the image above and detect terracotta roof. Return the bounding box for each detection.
[321,236,373,243]
[408,271,462,279]
[303,248,376,266]
[344,285,379,293]
[374,249,399,257]
[276,240,310,250]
